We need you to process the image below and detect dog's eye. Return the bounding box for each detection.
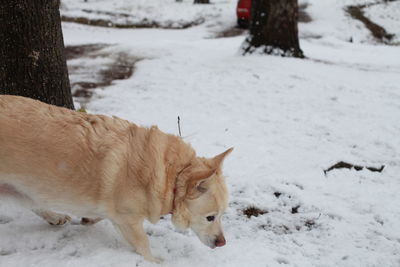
[206,216,215,222]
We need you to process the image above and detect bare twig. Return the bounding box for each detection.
[177,116,182,137]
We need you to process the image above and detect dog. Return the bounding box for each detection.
[0,95,232,263]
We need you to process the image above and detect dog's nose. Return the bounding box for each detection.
[215,235,226,247]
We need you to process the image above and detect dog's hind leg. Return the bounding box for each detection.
[33,209,71,226]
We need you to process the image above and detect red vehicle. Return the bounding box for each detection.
[236,0,251,28]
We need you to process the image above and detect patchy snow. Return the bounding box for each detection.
[364,1,400,43]
[300,0,371,43]
[1,0,400,266]
[61,0,236,29]
[300,0,400,44]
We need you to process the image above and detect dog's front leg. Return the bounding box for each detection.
[113,217,160,263]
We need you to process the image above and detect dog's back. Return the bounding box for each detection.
[0,95,133,216]
[0,95,194,218]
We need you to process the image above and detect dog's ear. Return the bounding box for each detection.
[186,148,233,199]
[187,168,216,199]
[211,147,233,168]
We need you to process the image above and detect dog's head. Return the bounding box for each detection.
[172,147,233,248]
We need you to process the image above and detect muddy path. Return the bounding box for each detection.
[345,0,398,44]
[65,44,141,108]
[61,9,204,30]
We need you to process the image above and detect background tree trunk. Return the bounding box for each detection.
[0,0,75,109]
[242,0,304,58]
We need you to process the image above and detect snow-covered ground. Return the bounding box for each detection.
[1,0,400,266]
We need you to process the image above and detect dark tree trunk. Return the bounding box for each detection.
[0,0,74,109]
[242,0,304,58]
[194,0,210,4]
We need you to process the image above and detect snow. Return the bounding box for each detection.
[1,0,400,266]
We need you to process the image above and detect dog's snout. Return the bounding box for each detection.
[214,235,226,247]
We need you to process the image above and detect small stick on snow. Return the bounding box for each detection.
[177,116,182,137]
[323,161,385,175]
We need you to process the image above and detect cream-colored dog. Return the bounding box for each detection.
[0,95,232,263]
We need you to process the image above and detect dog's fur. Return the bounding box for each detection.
[0,95,232,263]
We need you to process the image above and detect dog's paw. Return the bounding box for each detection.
[145,256,162,264]
[48,215,71,226]
[34,209,72,226]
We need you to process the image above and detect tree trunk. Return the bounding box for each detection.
[194,0,210,4]
[0,0,75,109]
[242,0,304,58]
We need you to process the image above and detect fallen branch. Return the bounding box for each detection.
[324,161,385,175]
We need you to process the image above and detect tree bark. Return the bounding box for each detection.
[0,0,74,109]
[242,0,304,58]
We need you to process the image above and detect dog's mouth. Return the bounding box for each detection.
[193,231,225,249]
[192,231,214,248]
[202,238,217,249]
[204,237,225,249]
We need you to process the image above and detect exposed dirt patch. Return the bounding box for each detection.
[260,217,319,235]
[346,6,394,43]
[345,0,398,43]
[65,44,141,107]
[234,188,321,236]
[99,53,135,82]
[215,27,247,38]
[243,207,268,218]
[65,44,108,60]
[62,14,204,29]
[298,3,312,23]
[291,205,300,214]
[304,219,317,230]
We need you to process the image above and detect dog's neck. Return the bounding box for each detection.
[159,137,195,216]
[170,187,177,214]
[167,163,191,214]
[158,160,183,215]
